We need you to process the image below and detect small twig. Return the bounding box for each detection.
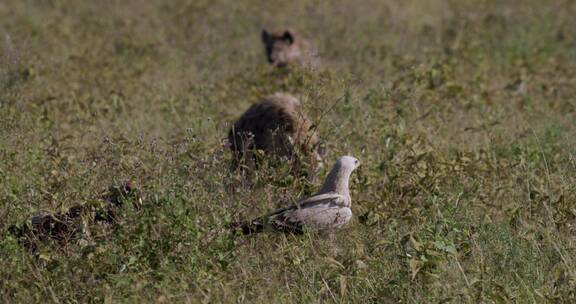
[451,191,464,216]
[322,277,338,303]
[309,93,348,142]
[454,257,471,288]
[530,128,551,189]
[47,285,60,304]
[413,106,434,122]
[315,93,347,127]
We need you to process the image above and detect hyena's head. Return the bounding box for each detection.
[261,29,299,67]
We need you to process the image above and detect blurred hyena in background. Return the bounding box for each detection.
[261,29,319,68]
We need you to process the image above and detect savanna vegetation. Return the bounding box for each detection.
[1,0,575,302]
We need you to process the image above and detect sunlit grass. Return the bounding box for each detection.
[1,0,575,302]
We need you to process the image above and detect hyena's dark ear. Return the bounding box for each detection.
[282,31,294,44]
[261,29,269,43]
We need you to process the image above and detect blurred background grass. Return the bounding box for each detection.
[1,0,575,302]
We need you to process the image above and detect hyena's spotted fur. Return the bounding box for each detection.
[261,29,319,68]
[228,93,324,177]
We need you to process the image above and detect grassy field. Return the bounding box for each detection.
[1,0,576,302]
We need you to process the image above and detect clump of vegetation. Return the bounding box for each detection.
[1,0,575,302]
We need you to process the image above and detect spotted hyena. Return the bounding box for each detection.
[261,29,319,68]
[228,93,324,178]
